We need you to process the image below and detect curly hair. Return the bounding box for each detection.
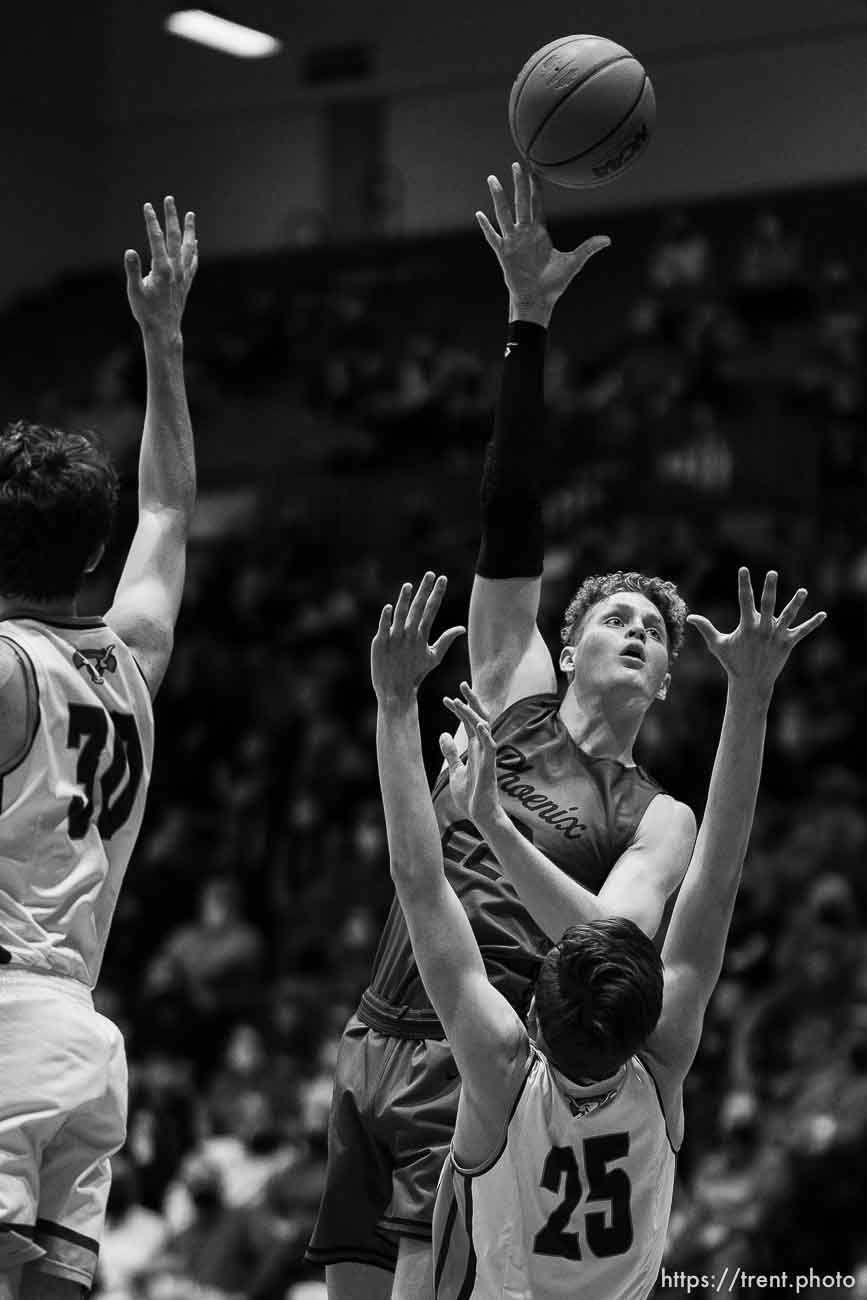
[560,570,688,658]
[0,420,119,600]
[535,918,664,1081]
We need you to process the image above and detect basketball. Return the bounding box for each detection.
[508,35,656,190]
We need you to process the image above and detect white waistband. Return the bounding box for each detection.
[0,965,94,1006]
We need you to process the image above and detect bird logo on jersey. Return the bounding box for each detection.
[565,1087,620,1119]
[72,645,118,686]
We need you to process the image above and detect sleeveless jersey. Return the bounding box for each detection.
[361,694,663,1036]
[433,1046,677,1300]
[0,614,154,987]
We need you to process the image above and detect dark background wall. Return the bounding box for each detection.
[3,0,867,307]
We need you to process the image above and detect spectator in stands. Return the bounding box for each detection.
[151,1154,256,1295]
[647,209,713,296]
[126,1054,201,1212]
[143,875,265,1068]
[207,1022,296,1138]
[92,1153,168,1299]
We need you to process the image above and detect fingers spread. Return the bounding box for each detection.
[572,235,611,273]
[392,582,413,632]
[475,211,502,251]
[443,696,481,736]
[430,626,466,663]
[737,566,757,623]
[164,195,182,260]
[790,610,827,644]
[124,249,143,293]
[759,571,778,630]
[512,160,532,225]
[477,721,496,753]
[685,613,719,647]
[406,571,436,632]
[459,681,490,722]
[448,692,487,734]
[143,202,169,270]
[776,587,807,628]
[487,175,515,237]
[376,603,393,639]
[181,210,198,274]
[417,573,447,639]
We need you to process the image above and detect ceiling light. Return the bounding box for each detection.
[165,10,282,58]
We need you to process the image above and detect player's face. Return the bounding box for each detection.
[560,593,671,704]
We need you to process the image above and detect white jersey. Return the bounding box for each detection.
[0,614,154,988]
[433,1045,677,1300]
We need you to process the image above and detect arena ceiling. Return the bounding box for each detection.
[4,0,867,126]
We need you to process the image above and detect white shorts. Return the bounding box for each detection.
[0,968,127,1286]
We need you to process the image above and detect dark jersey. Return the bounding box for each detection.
[360,694,663,1038]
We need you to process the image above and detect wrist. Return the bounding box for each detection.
[508,297,553,328]
[141,326,184,352]
[376,691,419,720]
[726,680,772,717]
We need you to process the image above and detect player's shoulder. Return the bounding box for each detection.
[0,633,23,676]
[0,633,36,698]
[0,634,39,774]
[640,793,696,837]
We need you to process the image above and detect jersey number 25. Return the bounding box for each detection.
[534,1133,633,1261]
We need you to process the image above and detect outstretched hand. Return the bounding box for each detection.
[371,573,465,707]
[439,682,502,826]
[125,196,198,340]
[687,568,826,702]
[477,161,610,322]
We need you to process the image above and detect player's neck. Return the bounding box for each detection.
[557,688,644,766]
[0,595,80,622]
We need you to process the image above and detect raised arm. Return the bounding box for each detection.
[647,570,826,1085]
[441,685,695,940]
[469,165,609,720]
[371,574,530,1137]
[105,197,198,698]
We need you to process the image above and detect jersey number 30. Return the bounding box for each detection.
[533,1134,633,1261]
[67,704,144,840]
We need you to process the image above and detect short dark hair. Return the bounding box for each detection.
[561,571,688,658]
[0,421,119,600]
[534,918,664,1080]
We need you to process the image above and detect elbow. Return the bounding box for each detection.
[390,856,439,907]
[389,851,411,883]
[389,855,423,895]
[389,855,411,884]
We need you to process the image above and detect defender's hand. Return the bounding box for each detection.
[477,162,610,323]
[125,196,198,340]
[687,569,826,703]
[440,683,502,826]
[371,573,465,708]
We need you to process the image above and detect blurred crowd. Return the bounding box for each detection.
[1,183,865,1298]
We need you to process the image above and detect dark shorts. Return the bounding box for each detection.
[305,1012,461,1271]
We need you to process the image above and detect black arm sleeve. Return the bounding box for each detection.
[476,320,547,579]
